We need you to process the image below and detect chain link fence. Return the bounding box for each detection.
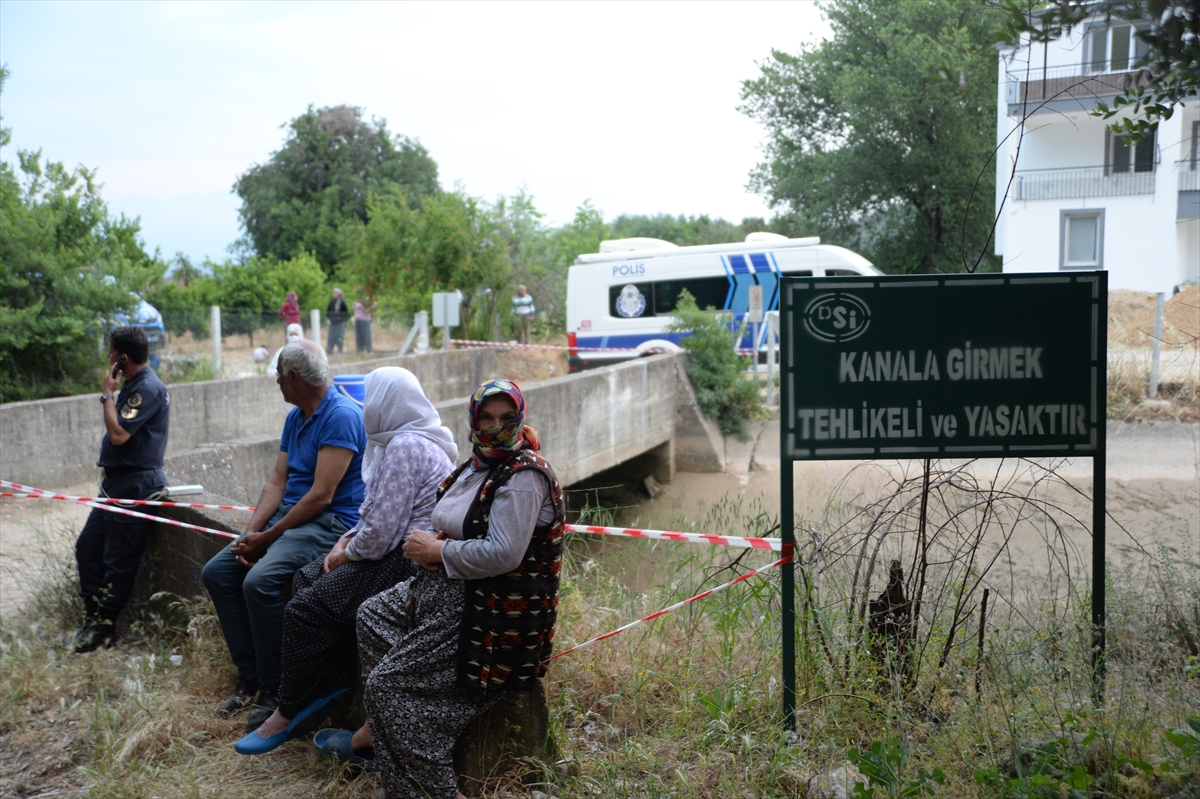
[1107,286,1199,418]
[151,307,419,382]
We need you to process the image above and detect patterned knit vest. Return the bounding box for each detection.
[437,449,565,697]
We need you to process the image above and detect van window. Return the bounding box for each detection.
[610,283,652,318]
[654,277,729,314]
[825,269,860,276]
[779,269,814,277]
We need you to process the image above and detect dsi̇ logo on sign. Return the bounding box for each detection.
[803,294,871,343]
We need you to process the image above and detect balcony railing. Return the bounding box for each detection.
[1179,165,1200,192]
[1006,62,1150,106]
[1013,165,1156,200]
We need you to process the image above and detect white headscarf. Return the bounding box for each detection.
[361,367,458,482]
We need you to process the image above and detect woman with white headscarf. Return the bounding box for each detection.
[235,367,457,755]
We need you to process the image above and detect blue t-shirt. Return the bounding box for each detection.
[279,386,366,529]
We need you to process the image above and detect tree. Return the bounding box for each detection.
[609,213,746,246]
[233,105,439,277]
[0,68,165,402]
[341,188,511,337]
[740,0,1004,274]
[998,0,1199,141]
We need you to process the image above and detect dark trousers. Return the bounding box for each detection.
[75,469,166,625]
[327,321,346,353]
[355,319,372,353]
[276,546,414,718]
[201,505,346,689]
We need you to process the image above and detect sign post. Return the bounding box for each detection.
[431,292,461,349]
[778,272,1107,727]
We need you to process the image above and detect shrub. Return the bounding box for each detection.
[667,289,763,440]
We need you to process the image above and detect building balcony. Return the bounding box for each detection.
[1180,166,1200,193]
[1012,165,1157,200]
[1005,63,1149,113]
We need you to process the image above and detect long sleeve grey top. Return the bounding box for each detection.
[342,433,454,562]
[432,464,557,580]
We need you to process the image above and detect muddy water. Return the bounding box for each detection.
[567,419,1200,606]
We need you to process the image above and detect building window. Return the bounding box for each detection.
[1060,209,1105,269]
[1086,23,1149,73]
[1107,128,1156,173]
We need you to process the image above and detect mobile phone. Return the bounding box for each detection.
[112,353,127,378]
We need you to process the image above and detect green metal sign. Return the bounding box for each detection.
[776,271,1108,729]
[780,273,1106,459]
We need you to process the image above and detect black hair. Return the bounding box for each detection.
[108,326,149,364]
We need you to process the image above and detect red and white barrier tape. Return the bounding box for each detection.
[449,339,757,356]
[0,490,255,512]
[2,480,238,539]
[79,499,237,539]
[547,552,791,661]
[566,523,780,551]
[450,338,670,353]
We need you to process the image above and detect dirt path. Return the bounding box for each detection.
[0,480,95,618]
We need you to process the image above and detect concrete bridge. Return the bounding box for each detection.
[0,349,724,603]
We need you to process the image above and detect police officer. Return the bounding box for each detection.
[74,326,171,653]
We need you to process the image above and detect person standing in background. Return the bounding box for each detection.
[278,292,301,343]
[326,289,349,355]
[354,296,376,354]
[512,284,534,345]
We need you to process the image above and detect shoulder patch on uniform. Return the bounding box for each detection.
[126,393,142,408]
[120,405,139,420]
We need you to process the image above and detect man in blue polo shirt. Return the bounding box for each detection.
[202,339,366,731]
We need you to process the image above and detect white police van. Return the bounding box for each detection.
[566,233,883,371]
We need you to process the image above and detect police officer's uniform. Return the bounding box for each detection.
[75,365,171,633]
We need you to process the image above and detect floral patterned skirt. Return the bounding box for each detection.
[357,568,492,799]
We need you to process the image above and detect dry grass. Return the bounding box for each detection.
[1108,287,1200,423]
[3,471,1198,798]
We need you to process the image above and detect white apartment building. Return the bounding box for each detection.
[995,17,1200,293]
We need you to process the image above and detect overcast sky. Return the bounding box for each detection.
[0,1,831,264]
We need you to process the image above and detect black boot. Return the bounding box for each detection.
[73,621,118,654]
[244,686,279,732]
[215,677,259,718]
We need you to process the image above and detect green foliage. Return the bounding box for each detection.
[848,736,945,798]
[998,0,1200,141]
[339,188,510,337]
[0,67,166,402]
[666,290,763,441]
[740,0,1004,274]
[234,104,439,276]
[609,213,748,246]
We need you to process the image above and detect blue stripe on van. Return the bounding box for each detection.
[729,254,751,274]
[720,256,735,310]
[577,333,687,351]
[751,253,777,317]
[768,252,782,310]
[729,263,757,313]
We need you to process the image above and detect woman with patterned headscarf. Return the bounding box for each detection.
[312,379,565,799]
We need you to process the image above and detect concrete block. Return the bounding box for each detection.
[0,348,498,490]
[672,356,725,473]
[454,685,554,793]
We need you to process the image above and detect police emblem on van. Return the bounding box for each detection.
[616,284,646,318]
[803,293,870,342]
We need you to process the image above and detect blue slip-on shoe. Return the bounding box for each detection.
[284,688,347,738]
[313,727,376,771]
[234,725,288,756]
